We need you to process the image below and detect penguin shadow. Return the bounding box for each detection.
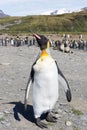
[8,101,51,127]
[9,101,35,123]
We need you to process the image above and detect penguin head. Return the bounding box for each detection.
[33,33,50,50]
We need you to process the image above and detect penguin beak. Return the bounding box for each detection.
[33,33,41,40]
[31,32,50,50]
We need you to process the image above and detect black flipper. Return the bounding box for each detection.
[24,60,36,110]
[55,61,72,102]
[66,89,72,102]
[24,52,41,110]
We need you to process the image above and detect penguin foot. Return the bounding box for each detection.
[35,117,48,129]
[46,112,57,123]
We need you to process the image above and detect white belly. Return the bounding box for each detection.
[33,56,59,118]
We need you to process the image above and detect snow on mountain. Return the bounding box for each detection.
[81,7,87,11]
[51,8,71,15]
[71,7,87,13]
[0,10,9,17]
[41,10,53,15]
[41,8,72,15]
[41,7,87,15]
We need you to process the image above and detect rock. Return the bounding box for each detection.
[0,112,4,118]
[4,110,10,114]
[5,122,11,127]
[1,121,6,124]
[0,62,10,66]
[65,120,72,126]
[80,114,87,122]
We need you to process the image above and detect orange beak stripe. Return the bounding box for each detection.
[33,33,41,39]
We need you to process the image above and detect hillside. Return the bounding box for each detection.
[0,10,87,34]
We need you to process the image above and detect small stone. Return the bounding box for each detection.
[58,109,63,113]
[1,63,10,66]
[14,128,18,130]
[5,122,11,127]
[9,109,14,114]
[4,110,10,114]
[65,120,72,126]
[1,121,6,124]
[80,114,87,122]
[55,114,62,118]
[0,112,4,118]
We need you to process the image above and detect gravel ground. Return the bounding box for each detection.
[0,45,87,130]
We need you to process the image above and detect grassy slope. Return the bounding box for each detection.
[0,10,87,34]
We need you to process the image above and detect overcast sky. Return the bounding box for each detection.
[0,0,87,16]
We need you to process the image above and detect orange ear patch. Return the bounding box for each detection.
[47,41,50,48]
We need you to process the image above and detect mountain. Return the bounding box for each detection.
[51,8,71,15]
[0,7,87,33]
[41,8,71,15]
[41,8,73,15]
[41,7,87,15]
[81,7,87,11]
[0,10,9,18]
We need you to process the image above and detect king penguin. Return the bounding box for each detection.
[24,33,72,128]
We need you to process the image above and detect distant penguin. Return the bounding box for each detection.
[24,33,72,128]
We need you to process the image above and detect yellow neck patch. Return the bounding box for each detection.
[39,41,50,61]
[40,50,49,58]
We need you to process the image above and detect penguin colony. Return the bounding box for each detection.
[24,33,72,128]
